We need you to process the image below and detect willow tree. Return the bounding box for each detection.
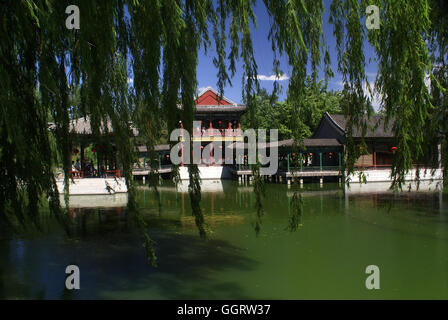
[0,0,446,247]
[427,0,448,187]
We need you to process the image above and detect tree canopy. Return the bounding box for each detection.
[241,80,342,140]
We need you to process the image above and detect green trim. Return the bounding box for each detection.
[319,152,322,171]
[338,152,341,170]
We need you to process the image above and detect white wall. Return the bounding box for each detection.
[347,168,443,183]
[56,177,128,195]
[179,166,232,180]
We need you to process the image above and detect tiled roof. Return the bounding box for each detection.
[137,145,170,152]
[227,138,341,149]
[49,116,139,136]
[327,113,394,138]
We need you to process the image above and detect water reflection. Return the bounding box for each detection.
[0,180,447,299]
[59,193,129,208]
[345,180,443,194]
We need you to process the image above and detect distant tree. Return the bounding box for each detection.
[295,77,342,134]
[241,88,292,140]
[242,79,342,140]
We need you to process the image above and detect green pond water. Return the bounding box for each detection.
[1,180,447,299]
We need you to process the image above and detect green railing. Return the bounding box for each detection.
[280,165,341,172]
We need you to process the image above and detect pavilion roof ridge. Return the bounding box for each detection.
[196,86,239,106]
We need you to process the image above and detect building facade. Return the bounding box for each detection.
[180,87,246,166]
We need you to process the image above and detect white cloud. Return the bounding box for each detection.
[333,80,344,87]
[127,77,134,84]
[197,87,208,93]
[363,80,381,111]
[333,78,382,111]
[257,74,290,81]
[333,71,434,111]
[425,72,431,89]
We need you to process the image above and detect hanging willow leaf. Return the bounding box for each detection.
[0,0,446,248]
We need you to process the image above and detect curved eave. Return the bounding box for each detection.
[323,112,346,136]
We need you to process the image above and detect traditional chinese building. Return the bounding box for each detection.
[180,87,246,166]
[193,87,245,139]
[312,112,396,168]
[311,112,443,169]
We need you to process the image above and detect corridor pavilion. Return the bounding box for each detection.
[179,87,247,166]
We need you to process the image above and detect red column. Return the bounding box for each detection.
[180,121,183,167]
[210,144,213,166]
[181,192,184,217]
[80,144,85,172]
[373,151,376,170]
[195,122,200,137]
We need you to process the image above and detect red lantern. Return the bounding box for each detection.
[391,146,397,152]
[92,148,96,153]
[329,152,333,156]
[308,153,312,156]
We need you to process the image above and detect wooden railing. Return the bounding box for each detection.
[70,170,84,178]
[193,129,242,137]
[354,164,434,170]
[69,169,123,178]
[105,170,121,178]
[355,164,392,170]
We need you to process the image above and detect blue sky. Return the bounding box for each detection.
[196,0,380,107]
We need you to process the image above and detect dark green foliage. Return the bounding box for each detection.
[287,192,303,232]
